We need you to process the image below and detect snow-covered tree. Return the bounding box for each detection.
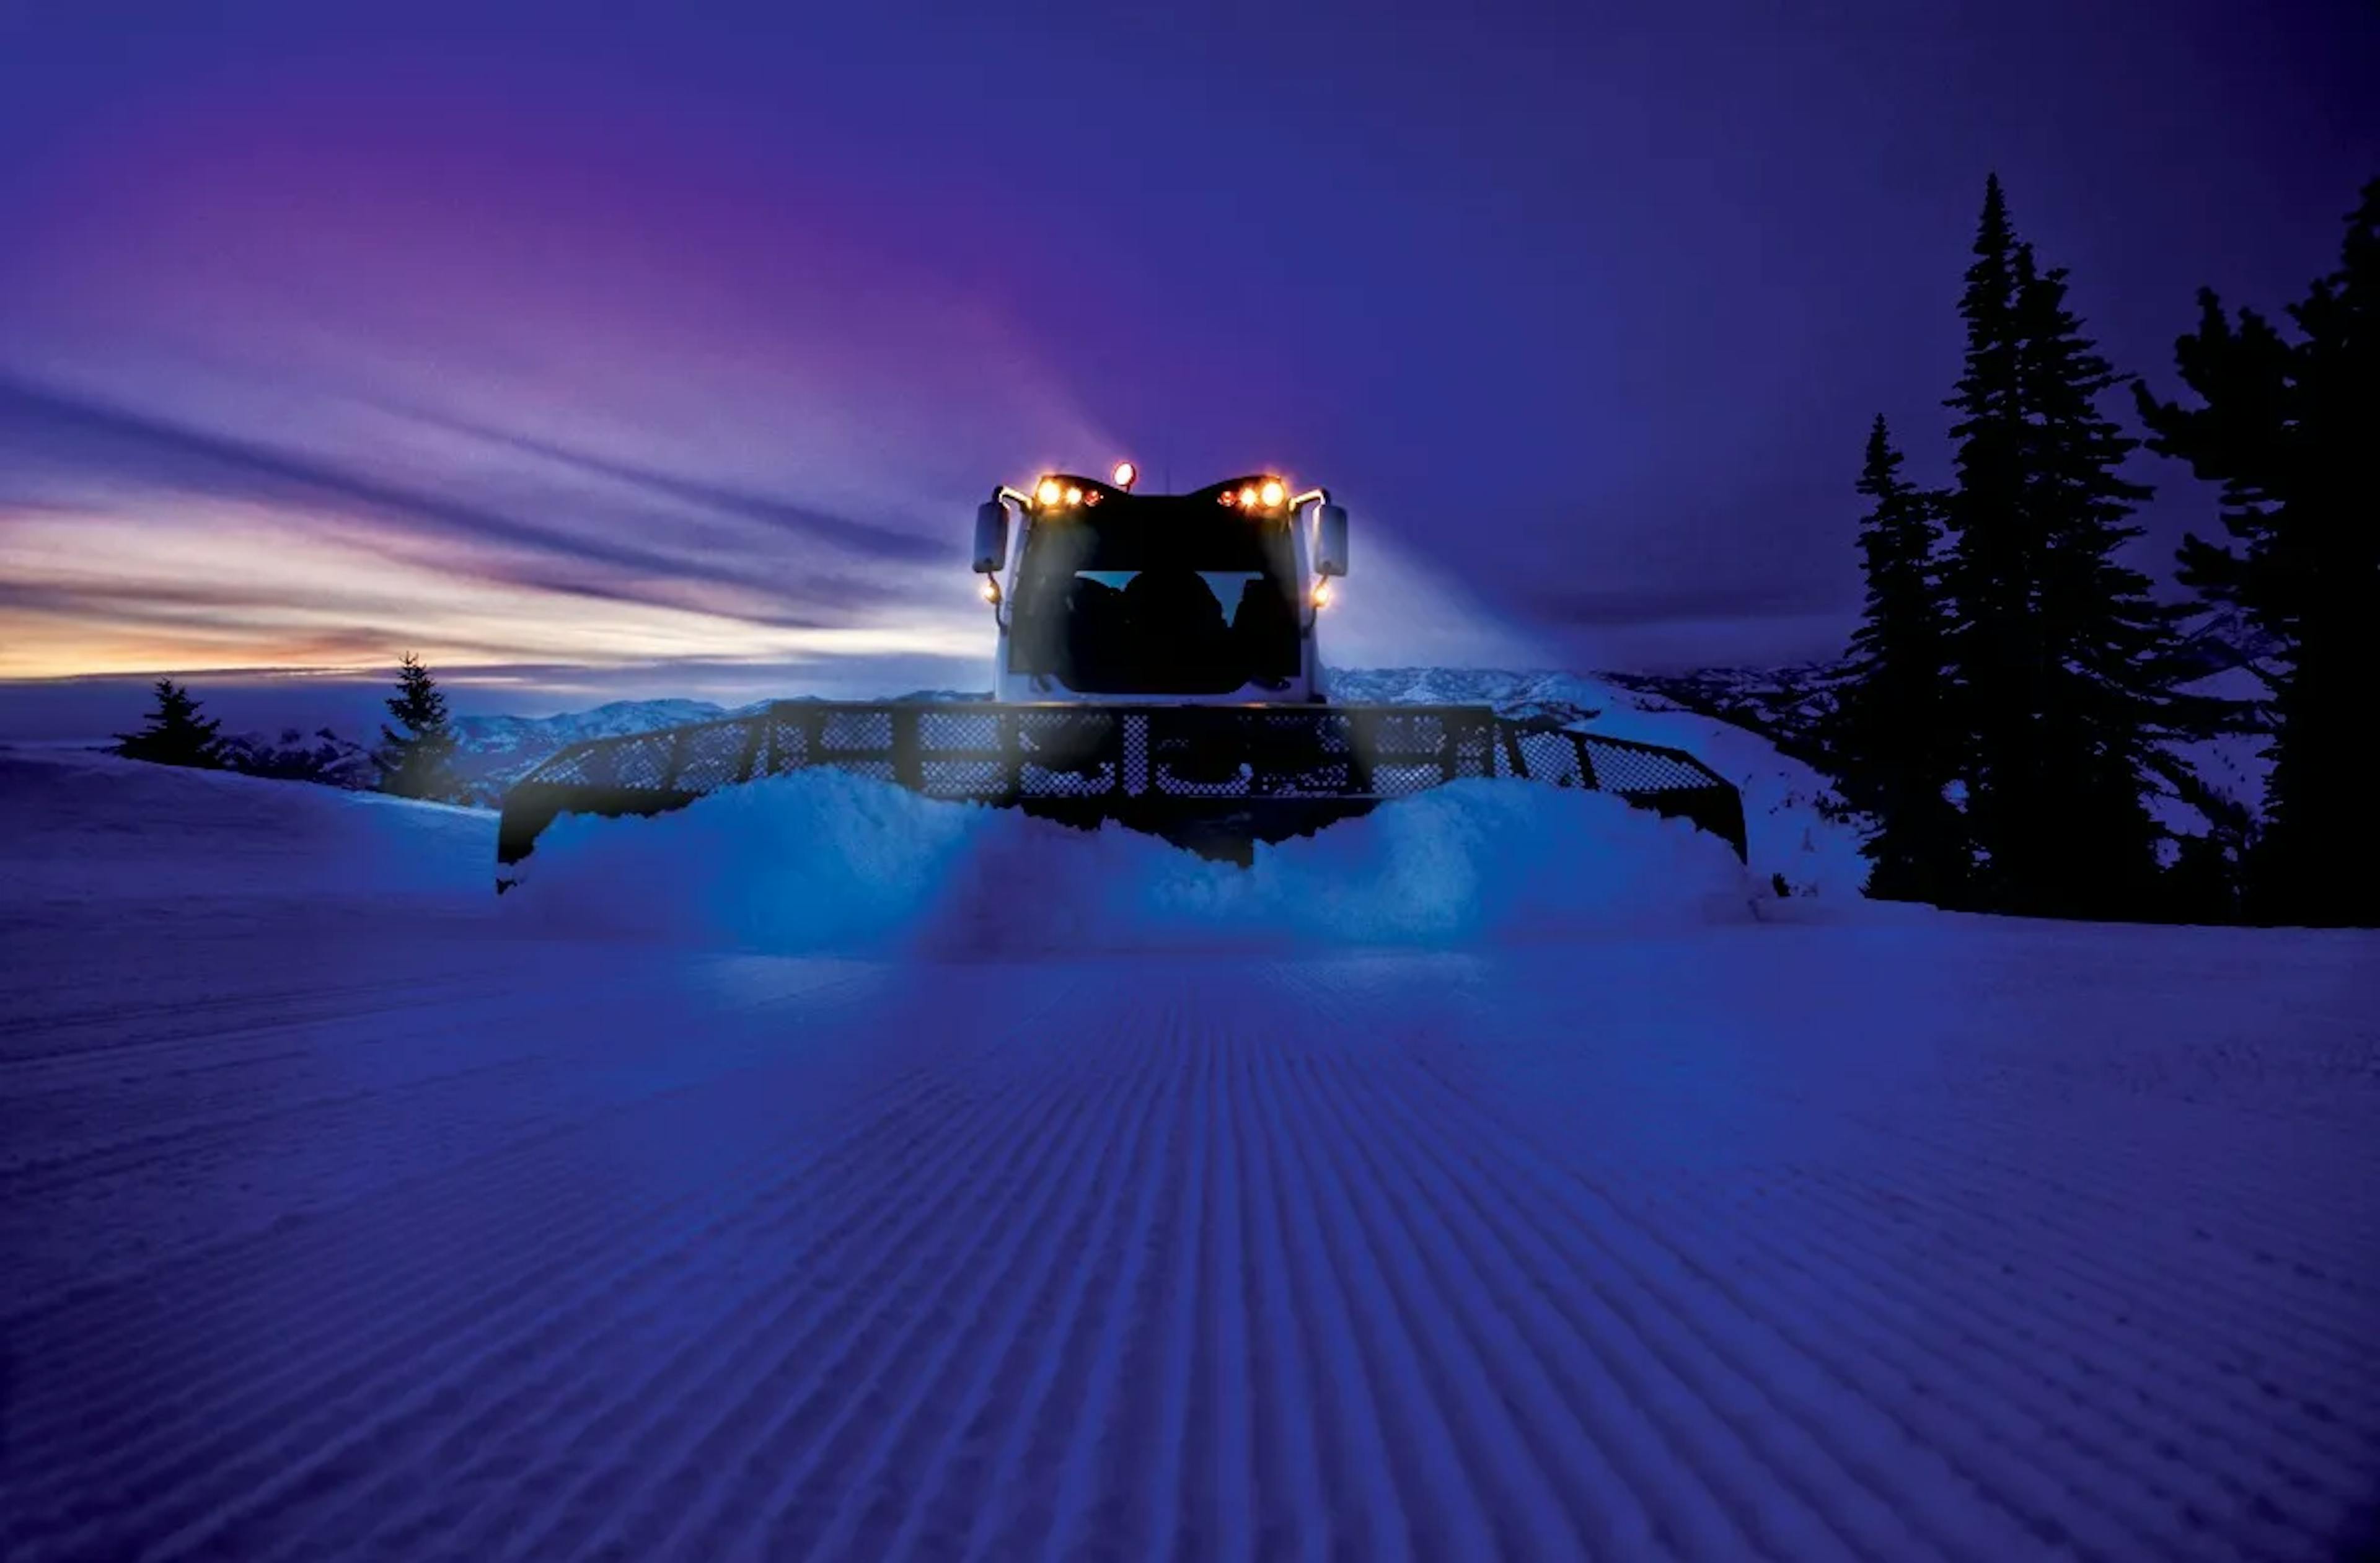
[112,678,225,769]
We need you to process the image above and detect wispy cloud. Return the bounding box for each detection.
[0,374,943,591]
[0,372,987,677]
[400,412,950,566]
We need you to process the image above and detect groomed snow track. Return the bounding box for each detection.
[6,939,2379,1560]
[2,750,2377,1561]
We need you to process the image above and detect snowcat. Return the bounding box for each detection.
[494,466,1746,889]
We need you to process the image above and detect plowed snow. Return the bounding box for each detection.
[512,768,1761,954]
[3,749,2376,1561]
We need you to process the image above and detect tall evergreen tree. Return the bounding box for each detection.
[1939,175,2039,910]
[1940,177,2179,918]
[112,678,226,769]
[376,651,459,800]
[2135,178,2380,926]
[2005,240,2181,915]
[1826,416,1964,902]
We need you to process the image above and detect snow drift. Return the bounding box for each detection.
[0,747,491,910]
[508,768,1758,955]
[1331,667,1871,900]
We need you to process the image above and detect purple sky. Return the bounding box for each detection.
[2,0,2375,728]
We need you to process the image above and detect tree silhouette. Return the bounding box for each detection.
[112,679,226,769]
[1824,416,1964,902]
[2004,237,2182,915]
[376,652,460,801]
[1941,176,2178,918]
[2135,178,2380,927]
[1938,175,2038,910]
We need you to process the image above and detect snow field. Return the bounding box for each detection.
[0,747,493,910]
[3,747,2376,1561]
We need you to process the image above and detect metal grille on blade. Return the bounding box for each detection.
[611,737,671,790]
[674,725,747,793]
[1579,737,1714,793]
[821,710,891,751]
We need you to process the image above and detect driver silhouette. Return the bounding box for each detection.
[1122,567,1232,687]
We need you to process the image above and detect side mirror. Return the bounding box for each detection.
[1315,503,1349,578]
[971,499,1008,574]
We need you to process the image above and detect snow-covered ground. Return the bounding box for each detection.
[4,747,2377,1561]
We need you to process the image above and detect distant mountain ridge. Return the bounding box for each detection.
[446,695,1005,801]
[447,700,738,799]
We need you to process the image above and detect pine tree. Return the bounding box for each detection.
[2004,241,2180,916]
[376,651,459,800]
[112,678,226,768]
[1825,416,1964,902]
[2135,180,2380,927]
[1941,176,2048,912]
[1940,176,2179,918]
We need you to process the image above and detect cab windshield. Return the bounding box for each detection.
[1008,513,1301,695]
